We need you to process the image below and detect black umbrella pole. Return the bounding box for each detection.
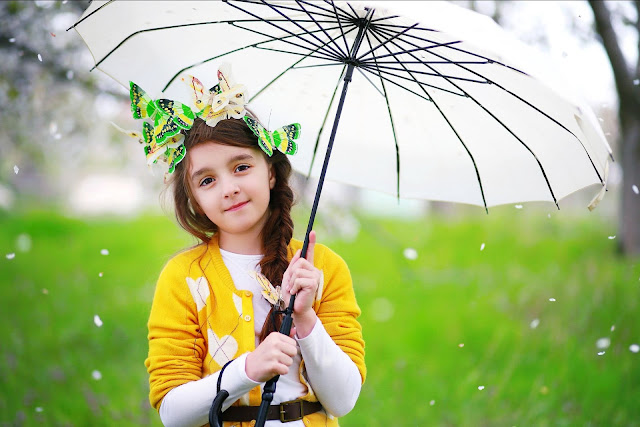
[255,63,358,427]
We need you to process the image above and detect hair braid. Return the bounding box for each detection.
[258,162,294,342]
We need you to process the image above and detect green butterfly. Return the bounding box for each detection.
[243,116,300,157]
[130,82,196,145]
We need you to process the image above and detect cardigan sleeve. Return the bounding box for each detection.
[144,256,208,411]
[313,245,367,383]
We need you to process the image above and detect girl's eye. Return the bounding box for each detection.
[235,164,250,173]
[199,177,214,187]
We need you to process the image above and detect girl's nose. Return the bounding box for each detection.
[222,179,240,197]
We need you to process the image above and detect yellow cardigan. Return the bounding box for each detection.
[145,236,366,426]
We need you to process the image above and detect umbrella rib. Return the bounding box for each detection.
[359,40,463,62]
[307,64,348,178]
[366,27,489,211]
[296,1,349,59]
[375,25,604,188]
[161,23,352,92]
[248,40,342,103]
[365,31,401,201]
[89,18,339,70]
[231,0,346,20]
[355,67,385,97]
[359,63,466,97]
[371,26,560,208]
[225,0,343,62]
[259,1,346,60]
[328,1,352,55]
[368,63,490,85]
[356,22,420,62]
[67,0,115,31]
[357,65,434,102]
[292,63,345,70]
[372,23,529,76]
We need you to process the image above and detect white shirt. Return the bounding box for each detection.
[158,249,362,427]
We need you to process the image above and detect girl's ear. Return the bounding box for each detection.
[269,165,276,190]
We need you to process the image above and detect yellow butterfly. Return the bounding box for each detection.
[182,63,247,127]
[251,271,283,306]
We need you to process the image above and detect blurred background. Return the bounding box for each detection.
[1,1,639,425]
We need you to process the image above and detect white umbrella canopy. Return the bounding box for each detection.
[72,0,612,210]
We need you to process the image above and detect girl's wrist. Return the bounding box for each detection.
[292,310,317,338]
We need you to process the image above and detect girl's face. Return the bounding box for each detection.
[188,141,275,251]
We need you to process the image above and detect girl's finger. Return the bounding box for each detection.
[305,230,316,263]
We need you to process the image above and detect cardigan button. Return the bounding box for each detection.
[245,291,252,297]
[244,314,251,322]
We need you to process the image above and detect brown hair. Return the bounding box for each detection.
[169,118,293,341]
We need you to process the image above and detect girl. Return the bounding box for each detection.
[142,96,366,425]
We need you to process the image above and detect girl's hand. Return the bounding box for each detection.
[245,330,298,382]
[282,230,321,338]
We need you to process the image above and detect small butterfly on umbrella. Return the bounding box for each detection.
[182,63,247,127]
[243,116,300,157]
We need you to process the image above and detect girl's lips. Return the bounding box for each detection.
[226,201,248,212]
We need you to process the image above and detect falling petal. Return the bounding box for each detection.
[634,79,640,86]
[530,318,540,329]
[597,351,605,356]
[429,400,435,406]
[480,243,485,251]
[100,249,109,256]
[98,272,103,277]
[37,53,42,62]
[549,298,556,302]
[42,288,48,294]
[403,248,418,260]
[49,122,58,134]
[515,204,523,209]
[596,337,610,349]
[608,235,616,240]
[13,165,19,174]
[598,117,604,122]
[16,234,32,252]
[630,344,639,353]
[91,370,102,380]
[458,343,464,348]
[547,213,551,219]
[50,32,56,37]
[35,407,43,413]
[54,133,62,140]
[6,253,15,260]
[633,185,639,195]
[9,37,16,43]
[94,314,103,327]
[611,325,615,332]
[371,297,394,323]
[66,70,74,80]
[478,385,485,390]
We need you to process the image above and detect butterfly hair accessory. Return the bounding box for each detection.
[116,63,299,177]
[243,116,300,157]
[182,63,247,128]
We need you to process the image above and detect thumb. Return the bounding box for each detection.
[304,230,316,263]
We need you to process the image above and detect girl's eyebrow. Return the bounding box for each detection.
[190,153,255,183]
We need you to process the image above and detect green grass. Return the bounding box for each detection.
[0,207,638,426]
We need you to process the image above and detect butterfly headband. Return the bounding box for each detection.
[114,64,300,175]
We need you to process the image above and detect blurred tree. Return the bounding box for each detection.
[588,1,640,255]
[0,0,125,204]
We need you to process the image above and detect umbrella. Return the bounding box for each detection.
[70,1,613,425]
